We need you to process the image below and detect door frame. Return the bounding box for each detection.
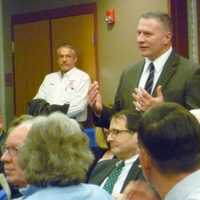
[169,0,188,58]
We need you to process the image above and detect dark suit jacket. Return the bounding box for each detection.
[95,51,200,128]
[88,158,143,193]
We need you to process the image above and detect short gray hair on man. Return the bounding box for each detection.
[141,11,172,32]
[19,112,94,186]
[57,43,77,57]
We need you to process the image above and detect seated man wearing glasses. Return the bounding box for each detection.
[88,111,144,199]
[0,115,33,199]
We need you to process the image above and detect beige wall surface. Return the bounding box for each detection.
[97,0,168,106]
[1,0,168,124]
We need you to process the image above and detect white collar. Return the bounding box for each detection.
[59,67,76,78]
[144,47,172,73]
[124,154,138,165]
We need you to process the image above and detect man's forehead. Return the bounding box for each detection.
[59,47,72,53]
[6,124,31,145]
[58,47,76,56]
[137,17,165,31]
[110,117,127,128]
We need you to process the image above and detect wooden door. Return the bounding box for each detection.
[13,20,51,115]
[51,14,97,81]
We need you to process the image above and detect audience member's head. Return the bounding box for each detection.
[57,44,78,73]
[1,115,33,187]
[19,112,94,187]
[137,102,200,198]
[107,111,141,160]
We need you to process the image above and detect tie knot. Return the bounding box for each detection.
[149,62,155,72]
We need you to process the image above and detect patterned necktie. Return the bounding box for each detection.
[103,161,125,194]
[144,62,155,94]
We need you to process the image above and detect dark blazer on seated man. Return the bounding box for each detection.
[88,157,143,192]
[88,111,144,197]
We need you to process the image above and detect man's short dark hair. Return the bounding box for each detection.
[111,111,141,133]
[138,102,200,174]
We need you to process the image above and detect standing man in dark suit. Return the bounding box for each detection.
[88,111,143,199]
[88,11,200,128]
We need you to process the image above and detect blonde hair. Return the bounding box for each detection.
[19,112,94,186]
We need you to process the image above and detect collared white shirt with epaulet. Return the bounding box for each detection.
[34,67,91,122]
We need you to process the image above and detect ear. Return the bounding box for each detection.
[74,56,78,63]
[134,133,139,153]
[135,132,138,143]
[163,31,172,45]
[139,147,152,178]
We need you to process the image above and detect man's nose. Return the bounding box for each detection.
[137,33,145,42]
[107,133,113,142]
[1,151,11,162]
[62,56,67,61]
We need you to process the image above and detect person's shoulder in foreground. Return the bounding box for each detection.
[22,183,112,200]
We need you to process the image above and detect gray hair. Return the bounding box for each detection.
[19,112,94,186]
[141,11,172,32]
[8,114,34,134]
[57,43,77,57]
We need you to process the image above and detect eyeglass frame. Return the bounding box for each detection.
[1,145,21,157]
[107,129,133,137]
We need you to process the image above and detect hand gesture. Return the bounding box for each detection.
[132,85,164,112]
[123,180,160,200]
[88,81,103,116]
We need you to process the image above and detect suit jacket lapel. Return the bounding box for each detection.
[135,61,145,87]
[152,51,179,96]
[89,159,118,185]
[121,158,143,192]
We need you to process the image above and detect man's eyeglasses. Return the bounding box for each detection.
[1,145,20,157]
[107,129,131,136]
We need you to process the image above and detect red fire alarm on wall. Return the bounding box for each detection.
[105,9,115,24]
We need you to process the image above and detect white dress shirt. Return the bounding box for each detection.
[138,47,172,94]
[34,67,91,122]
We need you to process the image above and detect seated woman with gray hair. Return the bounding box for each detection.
[18,112,111,200]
